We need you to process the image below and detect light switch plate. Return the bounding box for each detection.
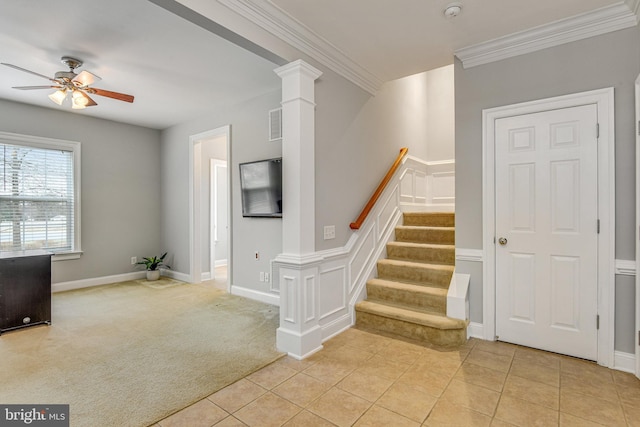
[324,225,336,240]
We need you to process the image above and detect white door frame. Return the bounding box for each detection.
[635,73,640,378]
[482,88,615,367]
[189,125,231,285]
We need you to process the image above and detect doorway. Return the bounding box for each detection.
[494,105,598,360]
[483,88,615,367]
[210,159,228,279]
[189,125,231,290]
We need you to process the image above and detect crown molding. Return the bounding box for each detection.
[217,0,382,95]
[455,1,639,69]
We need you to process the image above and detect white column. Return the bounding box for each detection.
[274,60,323,359]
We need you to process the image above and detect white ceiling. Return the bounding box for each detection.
[270,0,625,82]
[0,0,636,130]
[0,0,282,130]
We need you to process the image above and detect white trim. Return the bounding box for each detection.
[447,272,470,321]
[614,351,637,373]
[218,0,381,95]
[482,88,615,367]
[635,72,640,378]
[616,259,636,276]
[231,284,280,306]
[53,271,146,293]
[215,259,228,267]
[161,269,191,283]
[0,131,82,259]
[467,322,484,339]
[455,2,638,69]
[455,248,484,262]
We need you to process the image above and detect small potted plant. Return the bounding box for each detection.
[137,252,170,281]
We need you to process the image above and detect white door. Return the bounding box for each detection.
[495,104,599,360]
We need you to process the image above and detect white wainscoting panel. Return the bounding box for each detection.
[319,265,347,322]
[308,155,455,342]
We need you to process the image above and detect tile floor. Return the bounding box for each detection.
[154,328,640,427]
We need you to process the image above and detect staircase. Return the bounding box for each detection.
[355,212,467,347]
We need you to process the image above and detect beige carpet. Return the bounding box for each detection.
[0,278,283,427]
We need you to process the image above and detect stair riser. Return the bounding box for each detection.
[403,213,454,227]
[387,245,454,265]
[377,263,452,288]
[367,283,446,314]
[395,228,454,245]
[355,311,466,347]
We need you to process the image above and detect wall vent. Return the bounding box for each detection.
[269,108,282,141]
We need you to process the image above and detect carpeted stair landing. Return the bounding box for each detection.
[355,212,467,347]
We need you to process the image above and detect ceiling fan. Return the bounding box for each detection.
[1,56,134,109]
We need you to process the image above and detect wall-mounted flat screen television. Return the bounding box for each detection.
[239,157,282,218]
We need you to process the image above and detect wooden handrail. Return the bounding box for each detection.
[350,147,409,230]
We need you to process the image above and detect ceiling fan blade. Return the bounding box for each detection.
[89,88,134,103]
[73,70,101,87]
[2,63,56,82]
[12,85,62,90]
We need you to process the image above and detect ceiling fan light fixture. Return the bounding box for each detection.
[48,89,68,105]
[71,90,96,109]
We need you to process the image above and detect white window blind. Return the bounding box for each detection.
[0,133,80,256]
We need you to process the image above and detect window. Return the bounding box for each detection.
[0,132,81,260]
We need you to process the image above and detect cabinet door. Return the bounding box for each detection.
[0,255,51,330]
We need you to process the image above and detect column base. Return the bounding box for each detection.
[277,325,323,360]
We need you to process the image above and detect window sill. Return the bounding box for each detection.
[52,251,83,261]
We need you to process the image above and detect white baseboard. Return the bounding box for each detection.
[320,313,354,343]
[231,285,280,306]
[53,271,146,293]
[613,351,636,373]
[467,321,484,339]
[201,272,212,281]
[162,269,191,283]
[215,259,228,267]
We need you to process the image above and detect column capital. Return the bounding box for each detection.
[275,59,322,81]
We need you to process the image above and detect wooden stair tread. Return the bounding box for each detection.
[355,300,465,330]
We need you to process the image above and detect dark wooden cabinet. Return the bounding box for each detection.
[0,250,52,334]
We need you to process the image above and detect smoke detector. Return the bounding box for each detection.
[444,3,462,18]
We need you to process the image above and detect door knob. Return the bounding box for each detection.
[498,237,508,246]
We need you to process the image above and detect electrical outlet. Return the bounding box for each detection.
[255,252,260,261]
[259,272,265,282]
[324,225,336,240]
[131,257,137,265]
[265,272,270,282]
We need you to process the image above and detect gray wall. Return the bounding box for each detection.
[0,99,161,283]
[315,65,455,251]
[160,89,282,294]
[455,26,640,352]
